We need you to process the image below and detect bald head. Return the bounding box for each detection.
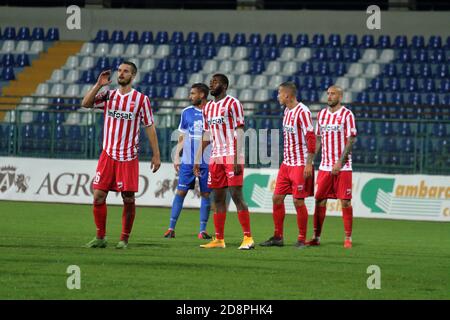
[327,85,343,107]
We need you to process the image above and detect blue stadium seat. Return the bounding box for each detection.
[111,57,124,71]
[400,63,414,78]
[343,34,358,48]
[35,111,50,124]
[413,49,428,63]
[333,62,347,76]
[140,31,153,44]
[299,61,313,75]
[422,78,436,92]
[54,112,66,125]
[95,56,110,70]
[54,125,66,152]
[216,32,230,46]
[200,32,214,45]
[380,122,395,136]
[366,136,378,152]
[144,86,158,98]
[417,64,432,78]
[385,78,401,92]
[157,59,170,72]
[446,36,450,49]
[411,35,425,48]
[21,124,35,152]
[439,79,450,93]
[190,59,202,73]
[360,35,375,48]
[279,33,293,47]
[246,33,261,47]
[172,58,186,72]
[265,47,279,60]
[330,48,345,62]
[356,92,370,103]
[396,49,411,62]
[428,35,442,49]
[383,137,397,152]
[17,27,31,41]
[397,122,412,136]
[186,31,199,45]
[257,103,271,116]
[35,124,51,152]
[307,90,319,102]
[317,62,330,76]
[295,34,309,47]
[364,121,377,135]
[432,123,447,137]
[188,45,202,58]
[430,49,445,63]
[264,33,277,47]
[155,31,169,44]
[2,54,15,67]
[125,31,139,44]
[110,30,124,43]
[313,48,328,61]
[1,67,15,80]
[327,34,341,48]
[51,97,65,110]
[377,35,391,48]
[345,48,361,62]
[68,98,81,110]
[171,45,185,58]
[261,118,273,129]
[94,30,108,43]
[67,125,83,152]
[160,72,173,86]
[393,35,408,49]
[32,27,45,41]
[3,26,16,40]
[174,72,187,86]
[159,87,173,99]
[374,92,387,104]
[45,28,59,41]
[391,92,404,105]
[16,53,30,67]
[436,64,449,78]
[170,31,184,45]
[400,137,415,153]
[203,45,216,59]
[408,93,422,106]
[232,33,246,46]
[369,78,383,91]
[304,76,317,90]
[250,47,264,61]
[311,34,325,47]
[382,63,397,77]
[319,76,333,90]
[79,70,96,84]
[405,78,419,92]
[425,93,439,106]
[246,118,256,129]
[250,61,265,74]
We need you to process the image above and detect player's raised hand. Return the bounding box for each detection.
[97,70,112,87]
[193,164,200,177]
[151,155,161,173]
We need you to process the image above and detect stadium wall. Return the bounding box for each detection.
[0,6,449,40]
[1,157,449,222]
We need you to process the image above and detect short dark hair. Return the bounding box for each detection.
[213,73,229,89]
[191,83,209,99]
[279,81,297,96]
[122,61,137,75]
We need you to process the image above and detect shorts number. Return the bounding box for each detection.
[94,172,101,183]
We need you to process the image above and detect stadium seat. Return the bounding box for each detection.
[94,30,109,43]
[396,49,411,62]
[279,33,293,47]
[411,35,425,48]
[203,45,217,59]
[393,35,408,49]
[2,67,15,80]
[188,45,202,59]
[295,34,309,47]
[250,47,264,61]
[344,34,358,48]
[319,76,333,90]
[405,78,419,92]
[125,31,139,44]
[316,62,330,76]
[439,79,450,93]
[215,46,232,60]
[189,59,202,73]
[413,49,428,63]
[155,31,169,44]
[1,40,15,53]
[398,122,412,136]
[216,32,230,46]
[281,61,297,75]
[109,43,125,57]
[421,78,436,92]
[364,63,380,77]
[15,40,30,54]
[231,46,248,60]
[346,48,361,62]
[264,33,277,47]
[50,84,64,97]
[347,63,363,77]
[377,49,395,63]
[400,63,414,78]
[45,28,59,41]
[327,34,341,48]
[140,31,153,44]
[383,137,397,152]
[330,48,345,61]
[428,35,442,49]
[186,31,199,45]
[360,49,377,63]
[218,60,233,74]
[400,137,415,153]
[234,60,250,75]
[313,48,327,61]
[3,27,16,40]
[79,42,95,56]
[1,54,15,67]
[67,125,83,152]
[264,61,281,75]
[360,35,375,48]
[54,125,67,152]
[311,34,325,47]
[93,43,109,57]
[377,35,391,48]
[432,123,447,137]
[232,33,246,47]
[17,27,31,41]
[294,48,311,62]
[430,49,445,63]
[436,64,449,78]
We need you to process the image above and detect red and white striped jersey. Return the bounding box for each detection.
[203,95,245,158]
[94,88,154,161]
[315,106,357,171]
[282,102,314,166]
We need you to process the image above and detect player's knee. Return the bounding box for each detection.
[93,191,107,205]
[316,199,327,207]
[200,192,210,199]
[272,194,284,205]
[293,198,305,207]
[176,190,188,198]
[121,192,135,203]
[341,199,351,208]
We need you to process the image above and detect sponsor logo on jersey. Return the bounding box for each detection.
[107,110,134,120]
[320,124,343,132]
[207,116,226,126]
[283,125,296,134]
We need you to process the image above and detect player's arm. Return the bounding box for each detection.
[144,124,161,173]
[81,70,112,108]
[332,136,356,175]
[233,125,245,175]
[193,131,210,177]
[174,134,184,173]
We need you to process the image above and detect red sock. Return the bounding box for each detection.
[121,201,136,242]
[342,206,353,238]
[313,206,327,238]
[238,210,251,237]
[273,203,285,238]
[93,202,107,239]
[295,205,308,241]
[214,212,226,240]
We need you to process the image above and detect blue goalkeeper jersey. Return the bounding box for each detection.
[178,105,210,167]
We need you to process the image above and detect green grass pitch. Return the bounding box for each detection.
[0,200,448,300]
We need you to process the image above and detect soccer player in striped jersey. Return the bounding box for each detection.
[260,82,316,248]
[81,62,161,249]
[307,85,357,249]
[193,74,254,250]
[163,83,213,240]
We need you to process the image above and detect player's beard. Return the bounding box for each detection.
[327,100,339,107]
[192,98,202,106]
[118,77,132,86]
[210,85,224,97]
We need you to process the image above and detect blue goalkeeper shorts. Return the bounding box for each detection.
[177,164,211,193]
